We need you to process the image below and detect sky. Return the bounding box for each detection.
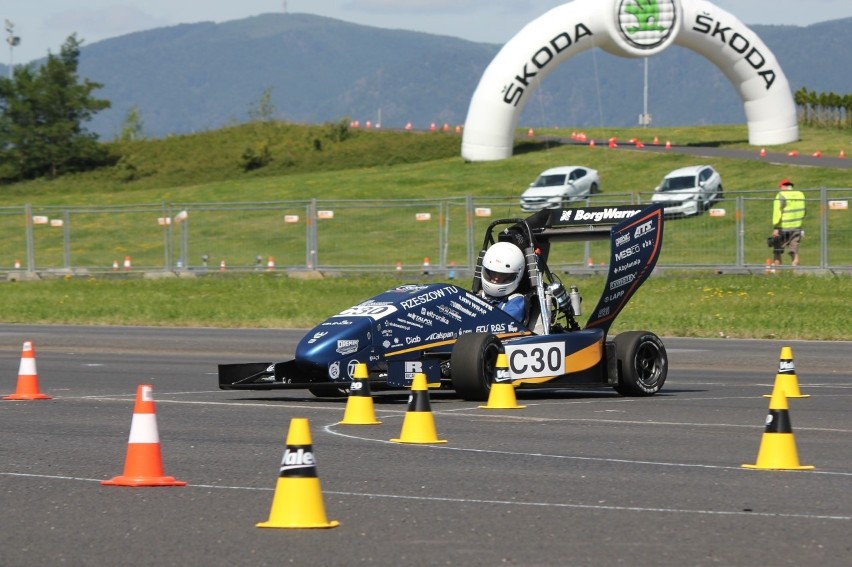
[4,0,852,65]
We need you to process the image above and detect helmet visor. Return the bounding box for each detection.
[482,266,517,284]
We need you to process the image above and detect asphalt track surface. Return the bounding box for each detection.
[1,325,850,566]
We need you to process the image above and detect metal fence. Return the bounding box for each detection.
[2,188,851,277]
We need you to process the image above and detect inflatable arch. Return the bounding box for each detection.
[461,0,799,161]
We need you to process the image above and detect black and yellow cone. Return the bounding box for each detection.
[480,353,525,409]
[256,417,340,529]
[339,363,381,425]
[390,373,447,444]
[742,388,814,471]
[763,346,809,398]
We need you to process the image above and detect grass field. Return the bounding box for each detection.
[0,271,849,340]
[0,122,849,339]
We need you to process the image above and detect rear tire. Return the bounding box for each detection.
[613,331,667,396]
[450,333,501,401]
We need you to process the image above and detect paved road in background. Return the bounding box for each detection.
[544,136,852,170]
[1,325,850,566]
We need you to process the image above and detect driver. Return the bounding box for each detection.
[479,241,526,321]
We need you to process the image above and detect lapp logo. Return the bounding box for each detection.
[617,0,678,50]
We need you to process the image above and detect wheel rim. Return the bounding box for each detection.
[634,341,663,387]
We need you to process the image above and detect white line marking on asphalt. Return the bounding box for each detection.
[1,472,849,522]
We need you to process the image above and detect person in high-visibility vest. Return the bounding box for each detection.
[771,179,806,266]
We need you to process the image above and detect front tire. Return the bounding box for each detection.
[308,384,349,398]
[450,333,502,401]
[613,331,667,396]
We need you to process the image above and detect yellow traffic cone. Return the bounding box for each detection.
[256,418,340,529]
[764,346,809,398]
[742,388,814,471]
[390,373,447,444]
[339,363,381,425]
[480,353,525,409]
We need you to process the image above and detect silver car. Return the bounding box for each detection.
[520,166,600,212]
[650,165,723,217]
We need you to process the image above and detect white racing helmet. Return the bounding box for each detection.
[481,242,525,297]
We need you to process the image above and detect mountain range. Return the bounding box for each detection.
[2,13,849,140]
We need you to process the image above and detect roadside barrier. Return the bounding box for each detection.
[742,388,814,471]
[390,373,447,444]
[3,341,51,400]
[479,353,525,410]
[256,417,339,529]
[339,363,381,425]
[764,346,809,399]
[102,384,187,487]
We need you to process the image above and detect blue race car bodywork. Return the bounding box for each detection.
[219,204,668,400]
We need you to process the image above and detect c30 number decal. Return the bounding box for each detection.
[335,304,397,320]
[505,343,565,379]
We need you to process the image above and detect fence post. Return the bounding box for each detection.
[466,195,475,270]
[819,187,828,269]
[735,196,744,267]
[62,209,71,270]
[307,199,318,269]
[24,204,35,273]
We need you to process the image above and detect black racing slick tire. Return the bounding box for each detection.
[613,331,668,396]
[450,333,502,401]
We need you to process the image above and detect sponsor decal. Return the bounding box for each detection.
[779,360,795,373]
[615,233,632,247]
[558,207,643,224]
[395,284,429,293]
[633,220,655,238]
[437,305,463,322]
[503,24,594,107]
[321,319,353,326]
[407,312,433,327]
[475,323,518,334]
[307,331,328,344]
[617,0,677,50]
[609,273,636,290]
[506,342,566,379]
[603,290,626,303]
[449,300,477,318]
[404,360,423,381]
[383,320,412,331]
[399,286,458,310]
[336,303,397,320]
[692,13,777,90]
[280,448,316,475]
[597,306,611,318]
[336,339,359,356]
[328,361,340,380]
[615,245,641,261]
[421,307,450,325]
[614,258,642,274]
[347,359,360,378]
[405,336,422,345]
[426,331,456,341]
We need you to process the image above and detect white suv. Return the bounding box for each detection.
[519,166,600,212]
[650,165,723,217]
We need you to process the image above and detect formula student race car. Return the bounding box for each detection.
[219,203,668,401]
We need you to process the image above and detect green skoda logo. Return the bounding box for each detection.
[617,0,678,50]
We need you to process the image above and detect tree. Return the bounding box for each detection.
[0,35,111,180]
[118,105,145,142]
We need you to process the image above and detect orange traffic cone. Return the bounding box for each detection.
[839,149,846,158]
[812,151,822,158]
[339,363,381,425]
[527,128,535,138]
[3,341,51,400]
[123,256,131,271]
[764,346,809,398]
[219,260,226,272]
[422,257,430,276]
[266,256,275,271]
[759,148,766,158]
[257,418,340,529]
[102,385,187,487]
[665,140,672,150]
[787,150,798,157]
[742,388,814,471]
[480,354,525,409]
[391,373,447,444]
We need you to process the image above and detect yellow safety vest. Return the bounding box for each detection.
[773,190,805,229]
